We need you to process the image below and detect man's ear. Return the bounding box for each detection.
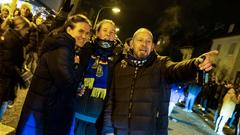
[66,26,72,34]
[130,39,133,49]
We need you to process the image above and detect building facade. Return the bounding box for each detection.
[211,35,240,83]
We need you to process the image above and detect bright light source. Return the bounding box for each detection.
[116,27,120,32]
[112,7,120,13]
[0,0,11,4]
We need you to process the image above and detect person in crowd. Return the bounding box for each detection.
[199,83,211,113]
[33,13,49,51]
[13,8,21,17]
[184,81,202,112]
[74,19,123,135]
[20,2,33,21]
[0,16,32,121]
[169,83,186,118]
[215,84,240,135]
[235,103,240,135]
[0,5,10,23]
[0,2,32,33]
[213,81,231,123]
[102,28,218,135]
[0,5,11,34]
[16,14,92,135]
[208,75,218,109]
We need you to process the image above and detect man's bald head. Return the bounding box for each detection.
[132,28,153,41]
[130,28,154,59]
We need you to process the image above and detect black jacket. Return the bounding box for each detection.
[103,52,198,135]
[16,33,82,135]
[0,29,26,102]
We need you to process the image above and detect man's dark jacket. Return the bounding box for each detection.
[103,52,198,135]
[16,33,82,135]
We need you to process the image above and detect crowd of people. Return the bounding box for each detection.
[167,76,240,135]
[0,0,223,135]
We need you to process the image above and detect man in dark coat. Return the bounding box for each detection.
[16,14,92,135]
[0,16,31,120]
[102,28,218,135]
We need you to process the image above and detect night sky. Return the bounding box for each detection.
[100,0,240,41]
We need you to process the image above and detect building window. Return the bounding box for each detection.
[228,43,237,55]
[216,44,222,51]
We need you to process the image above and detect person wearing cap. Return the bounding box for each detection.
[102,28,218,135]
[0,5,11,34]
[20,2,33,21]
[0,5,11,22]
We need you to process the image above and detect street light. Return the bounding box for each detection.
[93,7,120,29]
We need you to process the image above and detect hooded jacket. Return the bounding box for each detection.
[16,33,82,135]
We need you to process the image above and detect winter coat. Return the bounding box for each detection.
[0,29,26,103]
[102,52,198,135]
[16,33,82,135]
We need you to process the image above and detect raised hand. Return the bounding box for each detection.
[195,50,219,71]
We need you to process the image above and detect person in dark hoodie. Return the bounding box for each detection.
[0,16,31,121]
[16,14,92,135]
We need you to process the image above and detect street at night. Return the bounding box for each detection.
[1,0,240,135]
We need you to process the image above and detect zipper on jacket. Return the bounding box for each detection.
[128,67,139,133]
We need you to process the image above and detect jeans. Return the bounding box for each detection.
[215,115,229,133]
[200,97,208,111]
[228,111,237,127]
[168,102,176,116]
[185,93,197,111]
[0,101,8,120]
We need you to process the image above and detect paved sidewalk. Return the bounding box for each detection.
[168,106,216,135]
[0,89,27,135]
